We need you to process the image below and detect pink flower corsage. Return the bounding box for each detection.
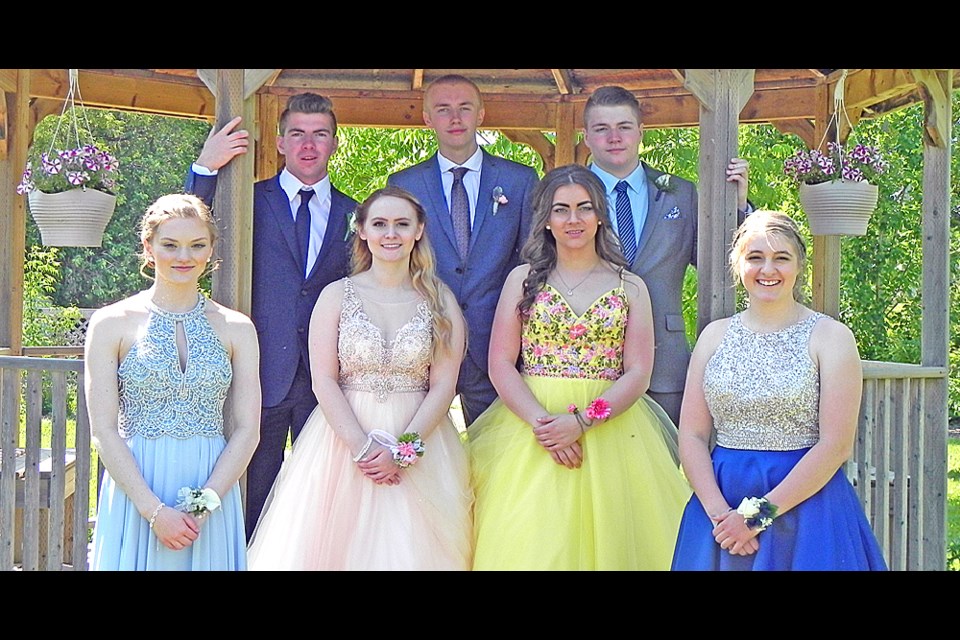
[585,397,612,421]
[492,186,508,215]
[369,429,424,468]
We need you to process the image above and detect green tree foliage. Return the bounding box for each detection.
[22,245,81,347]
[23,94,960,416]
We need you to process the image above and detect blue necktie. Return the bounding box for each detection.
[450,167,471,260]
[295,189,313,276]
[615,181,637,264]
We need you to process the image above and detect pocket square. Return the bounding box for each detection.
[663,206,681,220]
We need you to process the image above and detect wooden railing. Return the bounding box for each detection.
[0,356,92,571]
[0,355,950,570]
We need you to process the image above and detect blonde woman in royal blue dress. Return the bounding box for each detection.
[247,186,472,570]
[86,194,260,570]
[469,164,691,570]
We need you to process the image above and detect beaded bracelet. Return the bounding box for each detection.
[736,496,779,532]
[352,435,373,463]
[148,502,165,529]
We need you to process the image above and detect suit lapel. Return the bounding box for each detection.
[634,163,668,265]
[421,154,459,252]
[471,149,497,253]
[264,176,301,265]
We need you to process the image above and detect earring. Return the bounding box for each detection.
[545,225,551,230]
[598,220,602,225]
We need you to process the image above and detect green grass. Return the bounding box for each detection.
[948,439,960,571]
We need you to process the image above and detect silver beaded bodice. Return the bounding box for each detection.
[337,278,432,402]
[117,294,231,439]
[704,312,823,451]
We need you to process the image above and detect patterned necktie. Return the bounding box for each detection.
[615,180,637,265]
[450,167,471,260]
[295,188,314,276]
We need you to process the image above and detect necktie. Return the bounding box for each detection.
[615,181,637,265]
[450,167,471,260]
[295,188,314,276]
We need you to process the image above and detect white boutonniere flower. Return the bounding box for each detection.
[654,174,676,201]
[492,186,508,215]
[344,210,357,241]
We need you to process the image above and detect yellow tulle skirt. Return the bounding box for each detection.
[468,375,691,571]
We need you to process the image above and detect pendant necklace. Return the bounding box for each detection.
[555,263,599,296]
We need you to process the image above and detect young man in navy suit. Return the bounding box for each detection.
[388,75,540,426]
[186,93,356,538]
[582,86,751,426]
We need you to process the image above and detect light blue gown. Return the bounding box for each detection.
[91,294,247,570]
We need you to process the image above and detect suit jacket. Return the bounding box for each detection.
[387,148,539,382]
[628,161,746,395]
[186,171,356,407]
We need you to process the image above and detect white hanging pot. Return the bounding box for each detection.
[799,179,878,236]
[28,187,117,247]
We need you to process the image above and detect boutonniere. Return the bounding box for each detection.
[492,186,508,215]
[344,210,357,241]
[654,174,676,201]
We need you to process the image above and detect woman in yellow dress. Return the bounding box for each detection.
[469,164,691,570]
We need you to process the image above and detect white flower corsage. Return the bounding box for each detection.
[654,174,676,201]
[736,496,778,532]
[369,429,425,469]
[175,486,221,519]
[344,210,357,241]
[492,186,508,215]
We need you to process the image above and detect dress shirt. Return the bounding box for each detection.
[279,168,331,276]
[590,163,649,247]
[437,147,484,227]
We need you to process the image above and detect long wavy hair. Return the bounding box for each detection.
[138,193,220,280]
[729,209,808,302]
[517,164,629,317]
[350,186,456,357]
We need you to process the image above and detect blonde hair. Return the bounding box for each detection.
[350,187,456,357]
[729,210,808,301]
[139,193,219,280]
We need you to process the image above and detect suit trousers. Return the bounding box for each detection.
[458,356,499,427]
[244,360,317,540]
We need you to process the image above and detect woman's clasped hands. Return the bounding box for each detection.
[533,413,583,469]
[709,509,760,556]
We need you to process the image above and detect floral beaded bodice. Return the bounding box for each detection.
[704,312,823,451]
[117,294,231,439]
[520,284,627,381]
[338,278,432,402]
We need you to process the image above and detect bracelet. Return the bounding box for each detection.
[148,502,165,529]
[352,435,373,463]
[175,486,222,519]
[568,397,613,432]
[736,496,779,532]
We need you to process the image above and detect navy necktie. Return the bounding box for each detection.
[295,189,313,276]
[615,181,637,264]
[450,167,471,260]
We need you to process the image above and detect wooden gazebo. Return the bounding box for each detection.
[0,69,953,570]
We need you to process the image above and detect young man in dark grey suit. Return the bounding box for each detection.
[582,86,750,426]
[388,74,540,426]
[185,93,356,539]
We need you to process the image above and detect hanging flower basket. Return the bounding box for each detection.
[798,179,879,236]
[27,187,117,247]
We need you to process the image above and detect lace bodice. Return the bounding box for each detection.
[117,294,232,439]
[520,284,627,381]
[704,312,823,451]
[337,278,432,402]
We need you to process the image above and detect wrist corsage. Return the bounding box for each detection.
[175,486,221,519]
[369,429,425,469]
[736,496,778,532]
[568,397,612,434]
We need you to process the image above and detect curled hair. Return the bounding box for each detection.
[517,164,629,317]
[139,193,219,280]
[350,186,456,358]
[729,210,808,301]
[280,93,338,136]
[583,85,643,128]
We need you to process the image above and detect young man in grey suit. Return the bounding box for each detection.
[185,93,356,539]
[388,74,540,426]
[583,86,751,426]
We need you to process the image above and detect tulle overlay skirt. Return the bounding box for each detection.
[671,446,888,571]
[468,375,691,571]
[247,388,473,570]
[91,434,247,571]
